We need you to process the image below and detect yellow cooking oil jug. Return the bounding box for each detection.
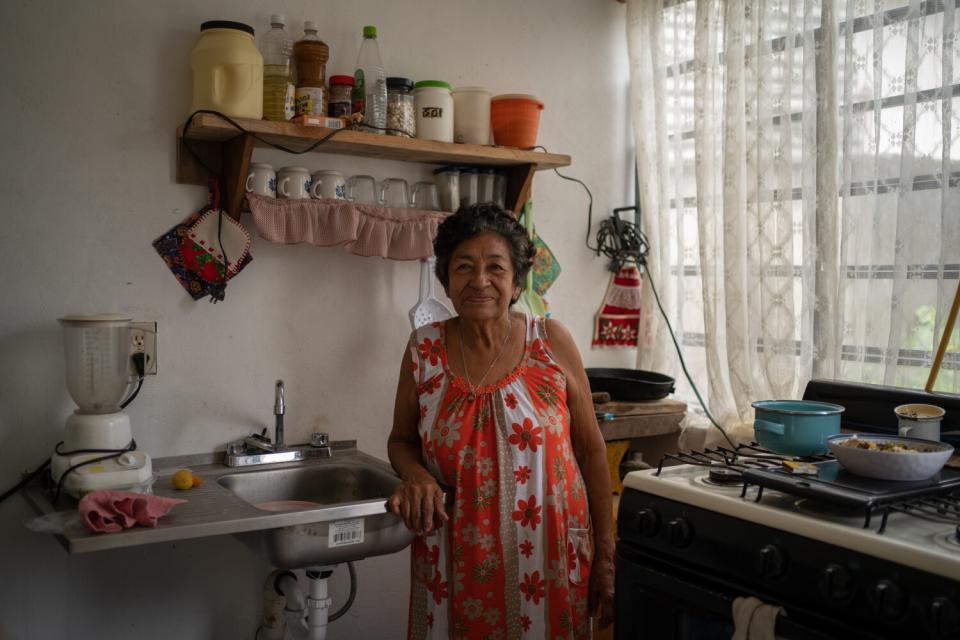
[190,21,263,119]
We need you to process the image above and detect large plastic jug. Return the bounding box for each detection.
[190,21,263,119]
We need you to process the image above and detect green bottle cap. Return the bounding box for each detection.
[414,80,451,91]
[362,25,377,38]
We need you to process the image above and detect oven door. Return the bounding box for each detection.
[615,545,883,640]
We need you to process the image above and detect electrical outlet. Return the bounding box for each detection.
[130,321,158,376]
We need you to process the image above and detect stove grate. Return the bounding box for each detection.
[879,490,960,534]
[655,442,831,475]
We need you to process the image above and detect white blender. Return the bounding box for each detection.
[50,314,152,499]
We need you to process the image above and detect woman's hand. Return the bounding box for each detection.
[387,471,449,536]
[589,553,615,628]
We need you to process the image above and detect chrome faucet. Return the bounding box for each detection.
[224,379,332,467]
[274,380,285,450]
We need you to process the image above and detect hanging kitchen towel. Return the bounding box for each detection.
[515,201,549,316]
[153,179,253,302]
[593,265,642,347]
[518,203,561,297]
[731,596,785,640]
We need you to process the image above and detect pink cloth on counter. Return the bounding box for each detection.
[78,490,186,534]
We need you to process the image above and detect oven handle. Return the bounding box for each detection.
[618,551,884,640]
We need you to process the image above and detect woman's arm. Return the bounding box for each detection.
[387,343,448,536]
[545,318,615,628]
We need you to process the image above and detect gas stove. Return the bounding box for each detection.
[615,448,960,639]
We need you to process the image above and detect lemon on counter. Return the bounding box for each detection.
[172,469,195,491]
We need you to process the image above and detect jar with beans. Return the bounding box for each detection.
[386,77,415,137]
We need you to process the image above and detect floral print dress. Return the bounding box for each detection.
[407,314,592,640]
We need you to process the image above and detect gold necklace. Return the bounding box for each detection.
[458,316,514,397]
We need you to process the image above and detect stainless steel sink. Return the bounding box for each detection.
[218,460,414,569]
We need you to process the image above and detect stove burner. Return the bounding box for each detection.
[706,467,743,485]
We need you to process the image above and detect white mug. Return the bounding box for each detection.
[277,166,311,200]
[895,403,945,441]
[310,170,347,200]
[245,163,276,198]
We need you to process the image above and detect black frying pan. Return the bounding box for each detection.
[586,368,676,402]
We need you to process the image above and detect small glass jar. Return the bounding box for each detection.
[328,75,354,118]
[459,168,479,208]
[493,172,507,208]
[478,168,496,204]
[386,77,415,137]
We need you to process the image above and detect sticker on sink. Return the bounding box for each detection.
[329,518,364,547]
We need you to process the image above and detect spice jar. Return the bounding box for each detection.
[328,75,354,118]
[414,80,454,143]
[386,77,415,138]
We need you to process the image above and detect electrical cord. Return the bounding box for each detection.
[0,458,50,505]
[532,144,737,448]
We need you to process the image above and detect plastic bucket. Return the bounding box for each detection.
[490,94,543,149]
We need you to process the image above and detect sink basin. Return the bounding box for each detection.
[218,461,414,569]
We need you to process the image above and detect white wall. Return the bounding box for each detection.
[0,1,632,638]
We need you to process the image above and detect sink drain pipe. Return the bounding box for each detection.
[257,563,358,640]
[259,570,301,640]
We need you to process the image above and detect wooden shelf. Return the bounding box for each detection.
[178,113,570,170]
[176,113,569,219]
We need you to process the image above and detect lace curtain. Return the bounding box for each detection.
[626,0,960,443]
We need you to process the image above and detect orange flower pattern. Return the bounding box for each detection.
[405,315,592,639]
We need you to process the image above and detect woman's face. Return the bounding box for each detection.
[444,232,520,322]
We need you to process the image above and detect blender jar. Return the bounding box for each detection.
[60,314,132,414]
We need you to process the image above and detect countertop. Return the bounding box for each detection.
[596,397,687,441]
[22,441,397,554]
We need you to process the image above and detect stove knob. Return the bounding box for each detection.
[872,580,906,619]
[931,597,960,638]
[667,517,694,548]
[818,563,854,602]
[634,508,661,538]
[755,544,788,580]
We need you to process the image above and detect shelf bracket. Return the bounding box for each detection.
[222,133,255,220]
[504,163,537,217]
[175,129,254,220]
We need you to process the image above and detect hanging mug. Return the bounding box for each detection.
[245,163,276,198]
[347,174,379,205]
[277,166,311,200]
[380,178,411,209]
[411,182,440,211]
[310,170,347,200]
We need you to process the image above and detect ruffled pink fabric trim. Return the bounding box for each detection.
[247,194,450,261]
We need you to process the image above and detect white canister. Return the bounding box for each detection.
[277,166,311,199]
[190,21,264,119]
[246,163,276,198]
[309,170,347,200]
[414,80,454,143]
[452,86,492,145]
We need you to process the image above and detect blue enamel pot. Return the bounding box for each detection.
[752,400,845,456]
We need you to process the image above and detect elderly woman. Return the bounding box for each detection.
[388,203,614,639]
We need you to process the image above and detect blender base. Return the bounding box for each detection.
[50,450,153,499]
